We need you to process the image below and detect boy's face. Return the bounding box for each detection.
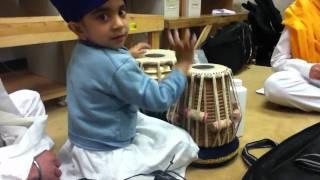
[71,0,129,49]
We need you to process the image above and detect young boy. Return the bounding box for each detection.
[50,0,199,179]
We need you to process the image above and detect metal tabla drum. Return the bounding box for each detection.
[167,63,241,167]
[135,49,176,81]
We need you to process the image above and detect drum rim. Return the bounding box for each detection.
[188,63,232,77]
[136,49,177,64]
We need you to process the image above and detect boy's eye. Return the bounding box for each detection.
[119,10,127,17]
[97,14,108,21]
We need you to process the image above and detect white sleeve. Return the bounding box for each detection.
[271,27,313,80]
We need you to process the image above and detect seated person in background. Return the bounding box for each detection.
[0,80,61,180]
[264,0,320,112]
[49,0,199,179]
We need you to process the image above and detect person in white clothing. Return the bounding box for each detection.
[264,0,320,112]
[0,80,61,180]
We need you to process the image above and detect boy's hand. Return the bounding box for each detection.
[168,29,197,75]
[129,42,151,58]
[27,150,61,180]
[310,64,320,80]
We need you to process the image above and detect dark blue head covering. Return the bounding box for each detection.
[50,0,107,22]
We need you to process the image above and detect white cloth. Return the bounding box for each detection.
[59,112,199,180]
[0,79,45,117]
[264,28,320,112]
[9,90,46,117]
[0,79,20,115]
[0,82,53,180]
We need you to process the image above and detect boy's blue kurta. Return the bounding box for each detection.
[67,42,186,150]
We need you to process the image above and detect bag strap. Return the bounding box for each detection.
[242,139,278,167]
[295,153,320,173]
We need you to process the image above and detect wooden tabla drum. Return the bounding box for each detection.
[167,63,241,167]
[136,49,176,81]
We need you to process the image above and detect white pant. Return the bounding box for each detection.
[0,90,53,180]
[59,112,199,180]
[264,71,320,112]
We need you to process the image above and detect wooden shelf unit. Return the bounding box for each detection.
[0,14,164,101]
[164,12,247,29]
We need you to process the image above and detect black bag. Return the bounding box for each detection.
[242,123,320,180]
[242,0,284,66]
[202,21,253,74]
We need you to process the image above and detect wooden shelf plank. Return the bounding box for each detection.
[164,13,248,29]
[0,71,66,101]
[0,14,164,48]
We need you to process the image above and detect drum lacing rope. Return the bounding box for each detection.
[228,71,241,136]
[187,74,195,134]
[168,103,178,124]
[139,61,144,71]
[221,74,231,144]
[196,75,204,145]
[203,82,209,147]
[212,74,221,146]
[157,61,161,80]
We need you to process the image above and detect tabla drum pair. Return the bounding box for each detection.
[167,63,241,167]
[136,50,241,167]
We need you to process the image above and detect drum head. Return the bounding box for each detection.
[144,53,165,58]
[136,49,177,64]
[189,63,231,77]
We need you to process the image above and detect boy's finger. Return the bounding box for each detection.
[183,29,191,48]
[191,33,197,49]
[138,49,147,54]
[167,30,175,46]
[174,29,183,48]
[138,42,151,49]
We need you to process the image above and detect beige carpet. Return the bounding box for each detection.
[45,65,320,179]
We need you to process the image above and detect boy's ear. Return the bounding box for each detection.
[68,22,87,40]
